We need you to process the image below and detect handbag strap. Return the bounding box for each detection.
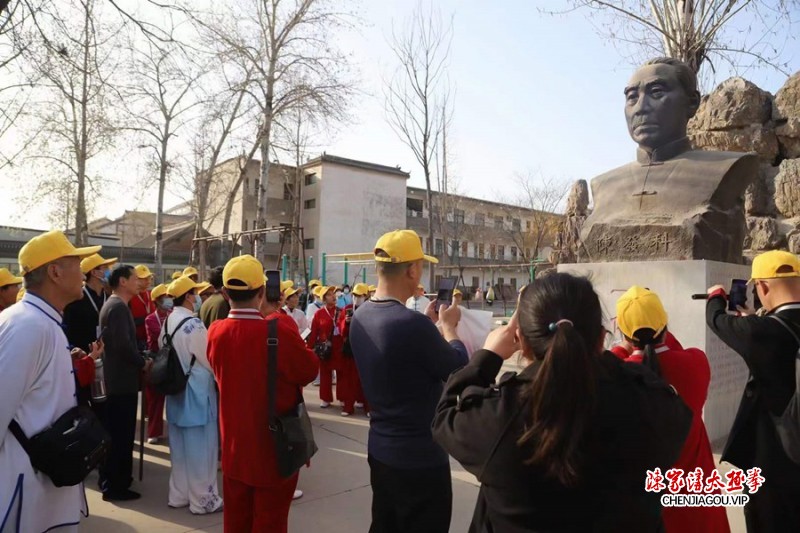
[7,419,30,451]
[770,314,800,357]
[267,318,279,430]
[166,315,197,373]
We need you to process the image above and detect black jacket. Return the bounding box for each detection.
[706,296,800,487]
[63,285,106,352]
[99,295,145,395]
[432,350,692,533]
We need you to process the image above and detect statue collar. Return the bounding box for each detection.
[636,136,691,165]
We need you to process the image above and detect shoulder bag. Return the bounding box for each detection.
[148,314,196,395]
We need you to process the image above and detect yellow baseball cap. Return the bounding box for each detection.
[0,268,23,287]
[134,265,153,279]
[171,271,182,280]
[749,250,800,283]
[453,288,463,297]
[196,281,213,295]
[19,230,101,274]
[374,230,438,264]
[167,276,201,298]
[16,287,25,302]
[183,266,199,277]
[80,254,117,274]
[223,255,265,290]
[150,283,168,300]
[314,285,335,299]
[280,280,294,292]
[368,284,377,292]
[616,286,669,341]
[352,283,370,296]
[284,286,301,299]
[308,279,321,289]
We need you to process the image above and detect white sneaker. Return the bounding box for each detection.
[355,402,364,408]
[146,437,158,444]
[312,380,320,386]
[320,401,330,408]
[293,489,304,500]
[340,411,350,417]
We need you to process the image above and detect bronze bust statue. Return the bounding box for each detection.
[580,58,758,263]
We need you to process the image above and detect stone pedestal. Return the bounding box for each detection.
[558,260,750,444]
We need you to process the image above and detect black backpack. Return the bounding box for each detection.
[8,405,110,487]
[148,315,196,396]
[768,313,800,464]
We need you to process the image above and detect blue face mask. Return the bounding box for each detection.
[103,270,112,283]
[192,294,201,313]
[162,297,174,310]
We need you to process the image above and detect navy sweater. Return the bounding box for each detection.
[350,299,468,469]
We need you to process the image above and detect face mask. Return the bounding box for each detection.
[162,297,174,310]
[344,289,350,295]
[192,294,201,313]
[103,270,112,283]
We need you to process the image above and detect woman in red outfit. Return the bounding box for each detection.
[337,283,370,417]
[616,286,730,533]
[307,285,342,408]
[144,283,172,443]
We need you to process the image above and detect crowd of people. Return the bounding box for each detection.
[1,227,799,533]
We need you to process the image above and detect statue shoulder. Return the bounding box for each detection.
[591,161,639,188]
[682,149,757,164]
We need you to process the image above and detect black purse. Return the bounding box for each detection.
[267,318,318,478]
[148,315,196,395]
[8,405,110,487]
[313,308,338,360]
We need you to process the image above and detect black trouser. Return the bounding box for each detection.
[745,483,800,533]
[98,393,138,493]
[368,455,452,533]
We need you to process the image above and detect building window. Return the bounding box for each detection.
[283,183,294,200]
[304,199,316,209]
[454,209,465,225]
[478,243,485,259]
[510,278,517,291]
[407,198,424,217]
[494,217,503,230]
[498,277,505,286]
[512,218,521,232]
[526,220,532,231]
[304,238,315,250]
[474,212,485,226]
[472,276,479,289]
[244,177,250,193]
[490,244,496,259]
[435,238,444,256]
[511,246,517,259]
[450,240,459,257]
[243,220,248,231]
[461,241,468,257]
[498,245,505,259]
[304,173,317,186]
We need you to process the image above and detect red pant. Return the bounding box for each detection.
[223,474,298,533]
[337,356,369,414]
[145,385,165,439]
[318,354,339,404]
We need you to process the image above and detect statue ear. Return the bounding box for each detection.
[687,90,701,119]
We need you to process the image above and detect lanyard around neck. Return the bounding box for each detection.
[83,286,105,314]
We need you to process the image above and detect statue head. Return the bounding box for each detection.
[624,58,700,153]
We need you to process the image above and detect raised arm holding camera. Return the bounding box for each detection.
[706,250,800,532]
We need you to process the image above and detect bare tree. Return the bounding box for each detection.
[564,1,798,75]
[122,37,204,279]
[16,0,122,245]
[385,3,452,289]
[498,172,569,262]
[194,0,355,262]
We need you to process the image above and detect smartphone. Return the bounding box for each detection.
[266,270,282,302]
[435,277,457,312]
[728,278,748,312]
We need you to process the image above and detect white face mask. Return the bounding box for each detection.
[192,294,201,313]
[161,297,174,310]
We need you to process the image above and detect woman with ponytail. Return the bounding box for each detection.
[616,286,730,533]
[432,272,693,532]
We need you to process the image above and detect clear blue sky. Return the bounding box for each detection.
[2,0,798,229]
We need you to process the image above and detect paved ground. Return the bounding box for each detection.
[80,359,747,532]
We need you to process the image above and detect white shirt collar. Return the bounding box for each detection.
[23,291,64,323]
[228,308,263,320]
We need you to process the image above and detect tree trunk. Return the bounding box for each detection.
[255,86,274,263]
[155,123,169,281]
[74,0,92,246]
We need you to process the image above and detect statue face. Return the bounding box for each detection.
[624,64,696,152]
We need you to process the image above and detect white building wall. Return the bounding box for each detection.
[314,163,407,286]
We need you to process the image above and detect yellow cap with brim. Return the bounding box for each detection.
[171,271,182,280]
[308,279,322,289]
[196,281,213,295]
[616,286,668,341]
[150,283,168,300]
[749,250,800,283]
[280,280,294,292]
[183,266,199,277]
[19,230,101,274]
[368,285,377,292]
[16,287,25,302]
[134,265,153,279]
[314,285,335,299]
[80,254,117,274]
[0,268,23,288]
[167,276,201,298]
[352,283,370,296]
[374,230,438,264]
[223,255,265,291]
[453,289,462,297]
[284,287,301,299]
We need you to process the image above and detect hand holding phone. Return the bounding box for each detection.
[435,277,457,313]
[266,270,282,302]
[728,279,748,312]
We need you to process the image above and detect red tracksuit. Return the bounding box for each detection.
[144,308,170,439]
[626,344,730,533]
[208,308,318,533]
[337,304,369,415]
[307,304,342,404]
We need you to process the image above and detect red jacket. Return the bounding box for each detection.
[144,309,170,353]
[208,308,318,487]
[129,291,154,342]
[307,304,342,351]
[610,330,683,360]
[626,345,730,533]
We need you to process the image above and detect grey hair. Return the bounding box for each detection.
[644,57,698,97]
[24,264,50,290]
